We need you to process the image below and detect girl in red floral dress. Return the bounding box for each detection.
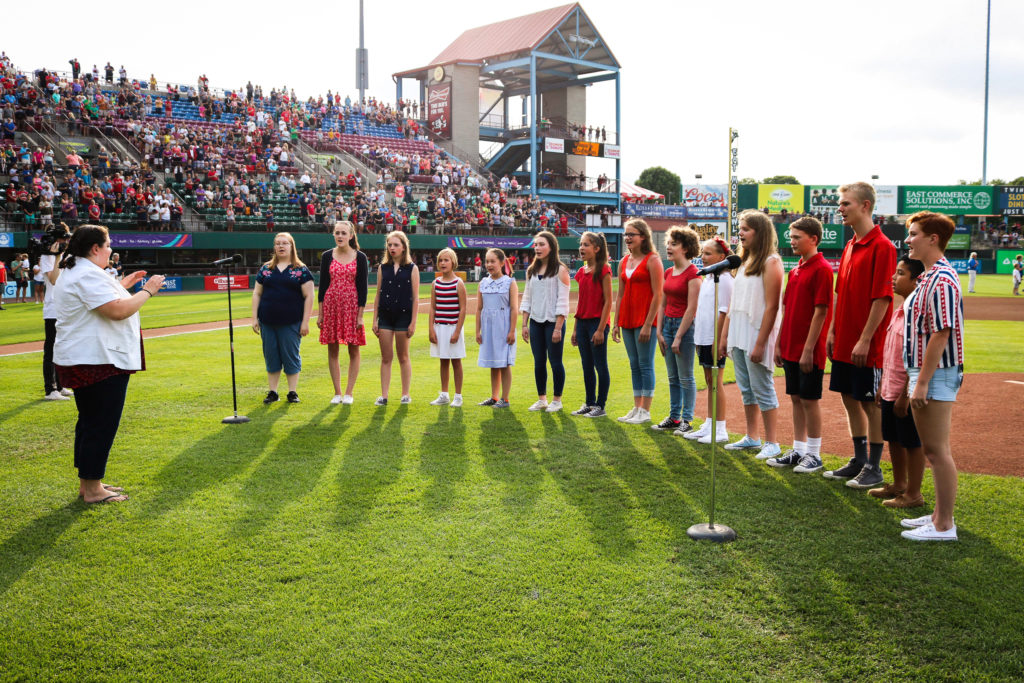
[317,221,368,405]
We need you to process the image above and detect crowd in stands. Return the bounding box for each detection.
[977,220,1020,247]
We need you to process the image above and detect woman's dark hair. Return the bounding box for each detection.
[59,224,108,269]
[528,230,562,279]
[581,231,608,285]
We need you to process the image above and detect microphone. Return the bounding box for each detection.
[697,254,742,276]
[212,254,242,266]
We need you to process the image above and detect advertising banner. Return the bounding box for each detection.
[30,232,192,248]
[427,83,452,140]
[782,257,841,273]
[204,275,250,291]
[881,222,907,252]
[0,232,13,248]
[136,276,182,292]
[681,184,727,208]
[777,223,845,251]
[874,185,899,215]
[566,140,603,157]
[947,226,972,250]
[448,236,536,250]
[3,281,32,298]
[544,137,564,153]
[622,203,688,220]
[997,186,1024,216]
[603,145,620,159]
[996,250,1022,275]
[807,185,840,223]
[946,259,970,274]
[758,184,804,214]
[901,186,994,214]
[689,221,728,241]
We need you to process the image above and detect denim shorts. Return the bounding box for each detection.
[260,320,302,375]
[730,348,778,411]
[377,309,412,332]
[907,365,962,402]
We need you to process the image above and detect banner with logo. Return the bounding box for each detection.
[681,184,727,207]
[997,186,1024,216]
[204,275,250,291]
[3,281,32,298]
[996,250,1023,275]
[874,185,899,215]
[947,226,972,250]
[136,276,182,292]
[544,137,564,153]
[603,144,620,159]
[901,186,994,214]
[807,185,840,223]
[622,203,688,220]
[777,223,844,251]
[781,257,841,273]
[758,184,804,214]
[0,232,13,248]
[427,83,452,140]
[946,259,970,274]
[689,221,727,241]
[31,232,192,248]
[448,236,536,249]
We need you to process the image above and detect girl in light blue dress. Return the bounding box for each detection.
[476,248,519,407]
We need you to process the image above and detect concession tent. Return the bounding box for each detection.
[619,182,664,202]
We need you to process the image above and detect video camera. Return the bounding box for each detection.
[28,223,73,258]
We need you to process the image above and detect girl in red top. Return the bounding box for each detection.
[571,231,613,417]
[612,219,664,424]
[654,226,702,433]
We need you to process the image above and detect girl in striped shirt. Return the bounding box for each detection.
[429,248,468,407]
[899,211,965,542]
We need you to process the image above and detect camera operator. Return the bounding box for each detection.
[53,224,164,504]
[37,224,73,400]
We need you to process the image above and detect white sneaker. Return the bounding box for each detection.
[617,407,639,423]
[697,429,729,444]
[330,394,343,405]
[626,408,651,424]
[341,394,354,405]
[684,422,710,440]
[754,442,782,460]
[901,522,957,541]
[400,395,412,405]
[528,399,549,412]
[59,388,74,397]
[545,400,563,413]
[430,392,450,406]
[900,514,934,529]
[44,390,69,401]
[450,394,463,407]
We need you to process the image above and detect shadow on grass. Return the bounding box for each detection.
[479,409,542,515]
[334,405,408,527]
[228,405,349,537]
[137,405,287,522]
[419,407,468,513]
[538,412,637,559]
[0,502,81,596]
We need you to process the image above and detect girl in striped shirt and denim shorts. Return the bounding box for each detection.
[429,248,468,407]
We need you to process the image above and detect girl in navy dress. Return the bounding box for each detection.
[372,231,419,405]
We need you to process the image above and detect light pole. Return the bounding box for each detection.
[982,0,991,184]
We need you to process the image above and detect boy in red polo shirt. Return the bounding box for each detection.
[824,182,897,487]
[768,217,833,471]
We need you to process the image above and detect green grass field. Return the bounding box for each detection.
[1,308,1023,679]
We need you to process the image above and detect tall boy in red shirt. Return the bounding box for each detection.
[824,182,897,487]
[768,217,833,471]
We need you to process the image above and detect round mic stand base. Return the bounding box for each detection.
[222,415,251,424]
[687,522,736,543]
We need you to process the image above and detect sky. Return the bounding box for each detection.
[5,0,1023,188]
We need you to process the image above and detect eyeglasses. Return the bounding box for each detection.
[623,232,642,238]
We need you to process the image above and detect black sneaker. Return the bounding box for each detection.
[823,457,863,480]
[846,463,884,489]
[477,397,497,406]
[263,390,279,404]
[651,417,682,432]
[287,391,300,403]
[767,449,802,468]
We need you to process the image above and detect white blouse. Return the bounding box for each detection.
[726,254,781,370]
[519,268,570,323]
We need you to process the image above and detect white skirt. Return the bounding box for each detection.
[430,323,466,359]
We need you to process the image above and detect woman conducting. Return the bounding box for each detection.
[53,225,165,504]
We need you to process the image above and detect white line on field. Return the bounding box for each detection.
[1005,380,1024,386]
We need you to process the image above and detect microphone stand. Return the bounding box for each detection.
[688,269,735,542]
[221,259,250,424]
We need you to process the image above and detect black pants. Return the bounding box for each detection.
[575,318,610,408]
[529,319,566,397]
[43,318,62,394]
[73,373,130,480]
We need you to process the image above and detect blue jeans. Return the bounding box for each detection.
[260,320,303,375]
[661,317,696,421]
[731,347,778,410]
[575,318,609,408]
[529,319,565,396]
[622,326,656,397]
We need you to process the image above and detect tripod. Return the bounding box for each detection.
[688,269,735,542]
